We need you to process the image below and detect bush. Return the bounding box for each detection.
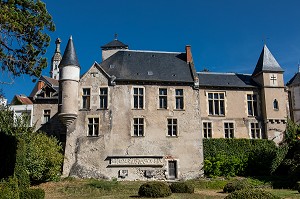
[224,189,280,199]
[223,180,252,193]
[21,132,64,182]
[14,139,30,190]
[0,177,20,199]
[203,138,284,177]
[297,181,300,193]
[138,182,172,198]
[20,188,45,199]
[169,182,194,193]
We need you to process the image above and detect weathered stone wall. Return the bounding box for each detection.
[63,64,203,180]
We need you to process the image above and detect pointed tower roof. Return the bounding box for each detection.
[59,36,80,68]
[101,39,128,49]
[252,45,283,76]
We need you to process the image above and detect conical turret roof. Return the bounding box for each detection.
[252,45,283,76]
[59,36,80,68]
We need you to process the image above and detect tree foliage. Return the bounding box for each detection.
[0,0,55,79]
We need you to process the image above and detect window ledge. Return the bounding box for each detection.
[166,136,178,138]
[80,108,91,111]
[96,108,109,111]
[208,115,225,117]
[173,109,185,111]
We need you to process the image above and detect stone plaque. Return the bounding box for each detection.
[108,156,164,167]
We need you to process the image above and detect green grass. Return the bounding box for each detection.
[37,177,300,199]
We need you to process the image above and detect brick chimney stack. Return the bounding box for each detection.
[186,45,193,63]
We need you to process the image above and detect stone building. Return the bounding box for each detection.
[58,37,203,180]
[24,36,290,180]
[286,67,300,123]
[198,45,287,143]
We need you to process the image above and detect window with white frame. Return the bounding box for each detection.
[159,88,167,109]
[208,92,225,116]
[87,117,99,136]
[203,122,212,138]
[175,89,184,110]
[250,122,261,139]
[82,88,91,109]
[247,94,258,116]
[167,118,177,136]
[133,118,144,136]
[133,87,144,109]
[99,87,108,109]
[224,122,234,138]
[43,110,50,123]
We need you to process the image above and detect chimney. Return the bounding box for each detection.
[37,81,45,90]
[186,45,193,63]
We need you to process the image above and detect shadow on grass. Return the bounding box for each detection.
[251,175,296,189]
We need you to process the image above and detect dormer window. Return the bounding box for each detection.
[273,99,279,110]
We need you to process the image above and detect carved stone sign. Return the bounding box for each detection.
[108,156,164,167]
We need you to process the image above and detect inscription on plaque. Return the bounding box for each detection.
[109,157,164,166]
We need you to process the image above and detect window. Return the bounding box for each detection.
[167,118,177,136]
[203,122,212,138]
[43,110,50,123]
[88,117,99,136]
[273,99,279,110]
[100,88,108,109]
[175,89,184,109]
[82,88,90,109]
[250,122,261,139]
[159,88,167,109]
[208,92,225,116]
[247,94,258,116]
[133,118,144,136]
[224,122,234,138]
[168,160,177,179]
[133,87,144,109]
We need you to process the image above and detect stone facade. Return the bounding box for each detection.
[25,37,292,181]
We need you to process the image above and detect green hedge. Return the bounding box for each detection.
[169,182,194,193]
[138,182,172,198]
[203,139,288,177]
[14,139,30,190]
[0,177,19,199]
[224,189,280,199]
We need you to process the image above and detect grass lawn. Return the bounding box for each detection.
[36,177,299,199]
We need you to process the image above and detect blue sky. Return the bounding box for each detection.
[2,0,300,102]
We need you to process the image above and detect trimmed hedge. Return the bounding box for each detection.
[20,188,45,199]
[138,182,172,198]
[14,139,30,190]
[203,138,288,177]
[169,182,194,193]
[224,189,280,199]
[0,177,19,199]
[223,180,252,193]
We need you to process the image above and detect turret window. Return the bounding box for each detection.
[273,99,279,110]
[82,88,90,109]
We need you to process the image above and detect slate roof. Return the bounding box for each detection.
[252,45,284,76]
[59,36,80,68]
[286,72,300,86]
[99,50,194,83]
[29,76,59,98]
[101,39,128,49]
[198,72,258,88]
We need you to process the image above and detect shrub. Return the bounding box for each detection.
[14,139,30,190]
[22,131,64,182]
[297,181,300,193]
[138,182,172,198]
[20,188,45,199]
[223,180,252,193]
[224,189,280,199]
[169,182,194,193]
[0,177,20,199]
[203,138,284,177]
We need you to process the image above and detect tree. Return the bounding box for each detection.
[0,0,55,79]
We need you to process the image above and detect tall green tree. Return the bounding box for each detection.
[0,0,55,79]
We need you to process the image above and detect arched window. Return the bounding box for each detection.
[273,99,279,110]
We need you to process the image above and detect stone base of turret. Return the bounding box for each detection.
[59,113,77,128]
